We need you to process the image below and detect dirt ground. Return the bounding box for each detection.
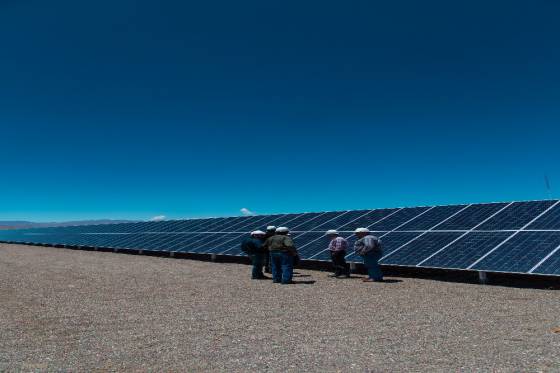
[1,243,559,372]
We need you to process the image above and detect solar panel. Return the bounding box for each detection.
[380,232,463,266]
[432,203,509,231]
[477,201,557,230]
[1,199,560,278]
[397,205,468,231]
[470,231,560,273]
[418,231,513,270]
[368,207,431,231]
[526,204,560,230]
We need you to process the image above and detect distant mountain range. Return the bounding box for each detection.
[0,220,137,230]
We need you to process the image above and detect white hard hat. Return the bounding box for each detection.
[355,228,370,234]
[266,226,277,231]
[251,230,266,236]
[326,229,339,235]
[276,227,290,233]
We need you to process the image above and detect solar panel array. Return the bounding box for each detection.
[1,199,560,277]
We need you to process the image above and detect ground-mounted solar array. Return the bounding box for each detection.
[1,199,560,277]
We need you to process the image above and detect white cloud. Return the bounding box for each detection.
[240,208,254,216]
[150,215,166,222]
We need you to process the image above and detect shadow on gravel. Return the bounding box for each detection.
[379,279,403,284]
[291,280,316,285]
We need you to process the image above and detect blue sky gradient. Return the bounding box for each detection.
[1,0,559,221]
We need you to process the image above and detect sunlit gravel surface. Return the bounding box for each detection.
[1,243,559,372]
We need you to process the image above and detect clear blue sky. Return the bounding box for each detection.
[1,0,559,222]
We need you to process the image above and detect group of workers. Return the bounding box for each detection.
[241,226,383,284]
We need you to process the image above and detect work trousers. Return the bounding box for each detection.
[331,250,350,277]
[363,251,383,281]
[270,251,294,284]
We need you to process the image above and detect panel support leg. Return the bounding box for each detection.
[349,262,357,274]
[113,248,119,253]
[170,252,175,258]
[138,250,143,255]
[211,254,217,262]
[478,271,488,285]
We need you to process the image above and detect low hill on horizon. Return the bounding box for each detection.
[0,220,138,230]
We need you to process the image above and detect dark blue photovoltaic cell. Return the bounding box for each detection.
[368,207,430,231]
[526,203,560,230]
[219,216,265,232]
[288,213,329,231]
[419,232,512,269]
[433,203,509,231]
[178,219,215,232]
[172,234,214,252]
[242,214,289,233]
[472,232,560,273]
[312,249,335,261]
[221,245,245,256]
[260,213,301,229]
[346,232,421,263]
[532,249,560,275]
[200,217,242,232]
[87,234,131,247]
[279,213,323,230]
[188,233,244,253]
[128,234,178,251]
[398,205,467,231]
[293,211,346,231]
[336,209,398,232]
[381,232,463,266]
[477,201,557,230]
[312,210,372,231]
[292,232,330,259]
[165,234,207,252]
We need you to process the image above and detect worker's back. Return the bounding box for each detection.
[265,234,294,253]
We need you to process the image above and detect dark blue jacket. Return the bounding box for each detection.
[241,237,264,255]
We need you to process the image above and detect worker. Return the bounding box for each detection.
[326,230,350,278]
[263,225,276,273]
[241,230,268,280]
[354,228,383,282]
[263,226,297,284]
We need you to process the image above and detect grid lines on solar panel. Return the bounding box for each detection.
[368,207,430,231]
[345,231,421,262]
[380,232,463,266]
[471,231,560,273]
[291,211,348,231]
[335,209,398,232]
[531,247,560,275]
[398,205,467,231]
[476,200,557,230]
[195,214,291,254]
[279,213,324,231]
[291,232,328,259]
[526,203,560,230]
[434,203,509,231]
[418,231,512,269]
[216,215,293,255]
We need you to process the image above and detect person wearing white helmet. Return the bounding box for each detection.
[263,227,298,284]
[241,230,268,280]
[354,228,383,282]
[326,230,350,278]
[262,226,277,274]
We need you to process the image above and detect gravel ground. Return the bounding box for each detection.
[1,243,559,372]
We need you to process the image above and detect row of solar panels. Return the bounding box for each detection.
[4,200,560,235]
[1,200,560,277]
